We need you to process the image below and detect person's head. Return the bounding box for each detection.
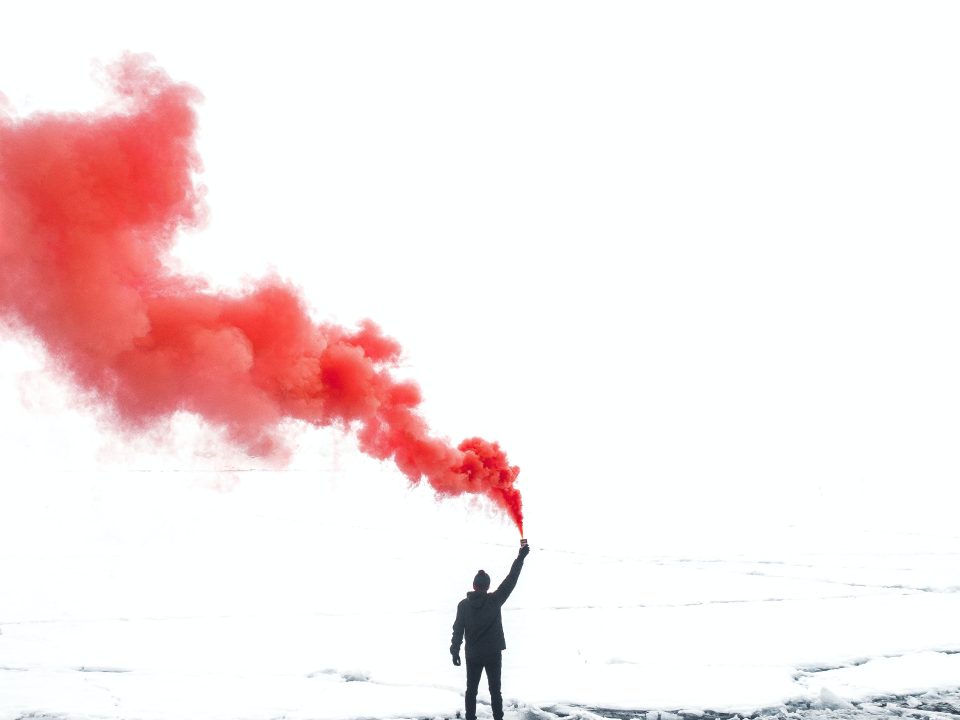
[473,569,490,592]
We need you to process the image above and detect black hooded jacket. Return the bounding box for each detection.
[450,555,525,659]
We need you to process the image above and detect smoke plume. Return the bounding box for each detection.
[0,56,523,533]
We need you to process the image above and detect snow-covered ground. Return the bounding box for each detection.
[1,469,958,720]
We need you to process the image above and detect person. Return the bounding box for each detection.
[450,541,531,720]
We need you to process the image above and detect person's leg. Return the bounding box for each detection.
[465,656,484,720]
[486,652,503,720]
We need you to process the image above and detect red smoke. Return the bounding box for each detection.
[0,56,523,533]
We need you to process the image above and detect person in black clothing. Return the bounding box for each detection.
[450,542,530,720]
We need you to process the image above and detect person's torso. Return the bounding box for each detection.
[460,591,507,657]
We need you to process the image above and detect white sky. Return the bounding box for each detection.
[2,2,960,555]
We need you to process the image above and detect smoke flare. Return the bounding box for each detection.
[0,56,523,533]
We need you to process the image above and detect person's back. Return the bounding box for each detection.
[450,541,530,720]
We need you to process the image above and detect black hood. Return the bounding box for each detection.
[466,590,489,609]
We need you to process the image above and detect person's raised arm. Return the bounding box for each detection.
[492,543,530,605]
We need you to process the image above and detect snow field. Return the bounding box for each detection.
[1,473,959,719]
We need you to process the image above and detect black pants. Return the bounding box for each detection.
[465,651,503,720]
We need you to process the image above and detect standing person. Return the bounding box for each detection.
[450,541,531,720]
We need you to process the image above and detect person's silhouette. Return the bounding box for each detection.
[450,542,530,720]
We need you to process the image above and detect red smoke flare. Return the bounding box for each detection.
[0,56,523,533]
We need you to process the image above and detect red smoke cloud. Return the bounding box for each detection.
[0,56,523,533]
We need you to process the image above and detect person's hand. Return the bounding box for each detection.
[452,654,461,666]
[519,543,530,559]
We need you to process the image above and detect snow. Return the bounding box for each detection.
[1,471,958,720]
[800,653,960,703]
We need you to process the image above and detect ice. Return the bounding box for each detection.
[816,688,855,710]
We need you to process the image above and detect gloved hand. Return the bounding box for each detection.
[452,654,461,666]
[519,543,530,559]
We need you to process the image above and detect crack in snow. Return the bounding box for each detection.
[527,592,919,612]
